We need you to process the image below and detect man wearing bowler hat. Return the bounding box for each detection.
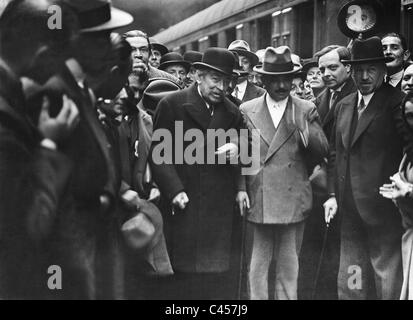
[149,37,168,69]
[324,36,406,299]
[228,40,265,103]
[238,46,329,300]
[150,47,245,299]
[159,52,190,85]
[183,50,203,88]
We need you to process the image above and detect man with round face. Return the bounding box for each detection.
[402,64,413,95]
[158,52,190,84]
[239,46,328,300]
[381,33,411,89]
[324,36,405,300]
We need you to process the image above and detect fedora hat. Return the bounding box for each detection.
[149,38,168,56]
[254,46,302,75]
[67,0,133,33]
[121,199,173,276]
[228,40,259,67]
[142,78,181,116]
[159,52,191,72]
[342,36,393,64]
[183,51,203,65]
[193,47,235,76]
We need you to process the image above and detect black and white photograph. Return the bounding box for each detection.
[0,0,412,305]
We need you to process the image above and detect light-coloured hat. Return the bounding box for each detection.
[228,40,259,66]
[253,46,302,75]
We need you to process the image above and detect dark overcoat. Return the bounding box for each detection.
[150,84,244,273]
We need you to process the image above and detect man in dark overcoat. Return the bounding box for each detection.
[325,37,406,299]
[150,47,245,299]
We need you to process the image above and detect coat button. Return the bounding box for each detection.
[100,194,111,211]
[288,163,292,168]
[288,186,292,191]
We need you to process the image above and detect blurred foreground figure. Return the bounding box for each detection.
[0,0,79,299]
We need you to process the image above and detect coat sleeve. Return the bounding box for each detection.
[149,97,185,202]
[305,105,329,164]
[0,131,72,241]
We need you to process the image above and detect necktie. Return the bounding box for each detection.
[357,97,366,119]
[330,91,339,109]
[385,75,391,85]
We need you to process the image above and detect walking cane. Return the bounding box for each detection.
[311,222,330,300]
[237,201,248,300]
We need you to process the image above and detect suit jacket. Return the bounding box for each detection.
[239,94,329,224]
[327,83,405,226]
[242,81,266,103]
[150,85,244,273]
[0,63,72,299]
[315,77,357,140]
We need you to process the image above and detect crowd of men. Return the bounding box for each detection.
[1,0,413,300]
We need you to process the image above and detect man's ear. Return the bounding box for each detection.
[404,50,411,63]
[345,63,351,74]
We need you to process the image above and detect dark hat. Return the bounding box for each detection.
[142,78,181,115]
[159,52,191,72]
[67,0,133,33]
[228,40,259,67]
[193,47,235,76]
[342,36,393,64]
[149,37,168,56]
[183,51,203,65]
[254,46,302,75]
[302,58,319,75]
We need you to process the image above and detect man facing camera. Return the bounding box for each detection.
[238,46,329,300]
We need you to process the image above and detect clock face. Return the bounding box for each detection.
[345,4,377,32]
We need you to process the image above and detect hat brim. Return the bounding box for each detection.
[253,65,302,75]
[230,49,259,66]
[193,62,232,76]
[302,61,319,74]
[159,60,191,73]
[342,56,393,64]
[151,43,169,56]
[80,7,134,33]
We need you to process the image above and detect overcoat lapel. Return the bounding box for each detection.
[183,86,211,131]
[351,91,383,147]
[248,94,275,146]
[339,94,357,150]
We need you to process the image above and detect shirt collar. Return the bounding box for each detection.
[266,93,289,109]
[236,79,248,94]
[388,69,404,86]
[330,81,346,95]
[357,91,375,107]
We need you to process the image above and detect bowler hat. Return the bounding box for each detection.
[302,58,319,75]
[193,47,235,76]
[150,38,168,56]
[68,0,133,33]
[342,36,393,64]
[254,46,302,75]
[159,52,190,72]
[183,51,203,65]
[228,40,259,67]
[142,78,181,115]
